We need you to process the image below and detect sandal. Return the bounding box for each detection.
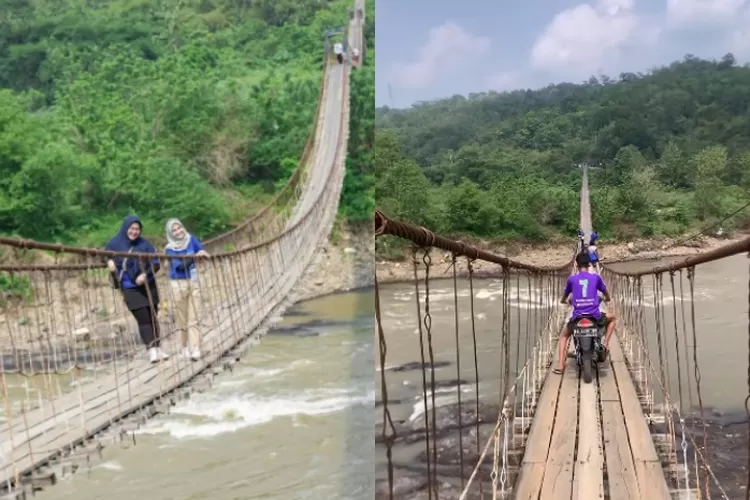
[552,367,563,375]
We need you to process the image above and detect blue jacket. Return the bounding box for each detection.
[165,236,205,280]
[105,215,159,289]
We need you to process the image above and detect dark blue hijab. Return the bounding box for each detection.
[105,215,157,282]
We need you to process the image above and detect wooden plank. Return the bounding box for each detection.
[539,367,578,500]
[521,365,564,464]
[609,339,670,499]
[573,379,604,499]
[607,336,624,362]
[608,340,658,462]
[633,462,671,500]
[513,364,564,498]
[600,401,639,500]
[512,463,545,500]
[598,359,619,402]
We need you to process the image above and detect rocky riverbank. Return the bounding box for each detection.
[293,219,374,303]
[375,232,749,283]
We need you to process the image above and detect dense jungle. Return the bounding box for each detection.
[376,54,750,250]
[0,0,374,246]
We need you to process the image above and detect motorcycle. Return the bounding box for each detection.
[572,315,607,383]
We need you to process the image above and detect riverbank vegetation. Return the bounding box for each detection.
[376,54,750,252]
[0,0,373,246]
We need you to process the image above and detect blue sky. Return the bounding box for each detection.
[376,0,750,108]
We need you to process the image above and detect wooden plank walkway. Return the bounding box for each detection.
[513,334,671,500]
[348,0,365,67]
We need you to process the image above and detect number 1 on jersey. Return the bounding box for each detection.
[578,278,589,298]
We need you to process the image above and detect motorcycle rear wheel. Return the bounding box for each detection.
[581,351,594,383]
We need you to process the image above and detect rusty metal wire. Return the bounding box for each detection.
[604,256,740,499]
[374,213,572,499]
[375,211,573,273]
[602,236,750,277]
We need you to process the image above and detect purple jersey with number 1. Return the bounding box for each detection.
[564,271,607,319]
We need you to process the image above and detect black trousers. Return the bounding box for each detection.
[336,53,343,64]
[130,306,160,348]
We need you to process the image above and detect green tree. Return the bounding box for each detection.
[692,145,727,220]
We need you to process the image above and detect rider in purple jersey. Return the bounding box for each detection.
[553,252,617,374]
[565,268,606,318]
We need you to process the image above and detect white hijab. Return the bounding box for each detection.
[165,218,191,251]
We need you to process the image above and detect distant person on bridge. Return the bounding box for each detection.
[553,253,616,375]
[333,42,344,64]
[577,229,585,253]
[165,218,209,362]
[105,215,168,364]
[588,231,600,272]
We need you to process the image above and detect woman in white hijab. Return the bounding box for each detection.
[165,218,209,361]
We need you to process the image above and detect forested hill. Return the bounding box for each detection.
[0,0,374,246]
[375,54,750,245]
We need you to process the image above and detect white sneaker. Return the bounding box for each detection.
[190,347,201,361]
[180,347,192,359]
[148,347,159,363]
[158,348,170,361]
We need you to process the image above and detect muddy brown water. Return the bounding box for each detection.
[9,289,375,500]
[376,254,750,499]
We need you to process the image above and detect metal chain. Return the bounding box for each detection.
[422,248,439,499]
[411,246,433,500]
[687,266,710,499]
[499,413,509,495]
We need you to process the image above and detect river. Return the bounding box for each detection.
[31,289,375,500]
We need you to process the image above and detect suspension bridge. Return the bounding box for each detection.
[0,3,365,497]
[375,166,748,499]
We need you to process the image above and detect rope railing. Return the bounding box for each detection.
[582,163,748,498]
[0,27,354,497]
[374,210,575,499]
[602,241,750,499]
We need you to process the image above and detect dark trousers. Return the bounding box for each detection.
[130,306,160,348]
[336,53,343,64]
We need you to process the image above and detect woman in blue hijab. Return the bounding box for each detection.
[165,218,209,361]
[105,215,168,363]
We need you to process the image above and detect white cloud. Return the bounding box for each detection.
[390,23,490,88]
[528,0,655,77]
[485,0,750,93]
